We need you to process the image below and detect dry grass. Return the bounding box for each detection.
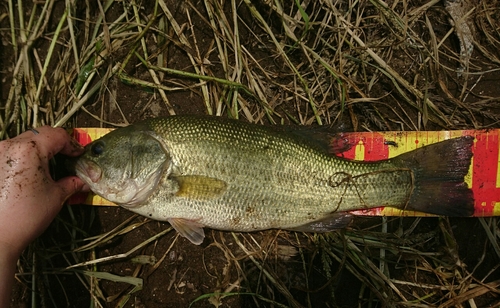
[1,0,500,307]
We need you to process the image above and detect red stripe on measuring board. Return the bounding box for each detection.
[472,130,500,216]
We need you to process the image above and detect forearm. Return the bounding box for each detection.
[0,243,20,307]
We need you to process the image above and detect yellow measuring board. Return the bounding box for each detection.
[68,128,500,217]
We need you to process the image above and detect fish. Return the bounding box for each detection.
[74,115,475,245]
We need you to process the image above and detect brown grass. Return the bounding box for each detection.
[1,0,500,307]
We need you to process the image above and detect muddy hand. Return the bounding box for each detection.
[0,126,88,256]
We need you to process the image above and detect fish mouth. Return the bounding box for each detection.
[74,159,102,184]
[73,159,161,207]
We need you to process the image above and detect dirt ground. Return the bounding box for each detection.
[2,0,500,307]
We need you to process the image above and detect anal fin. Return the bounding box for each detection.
[287,213,353,232]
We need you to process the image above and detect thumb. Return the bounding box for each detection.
[55,176,88,204]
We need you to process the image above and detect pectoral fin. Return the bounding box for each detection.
[168,218,205,245]
[174,175,227,200]
[287,212,353,232]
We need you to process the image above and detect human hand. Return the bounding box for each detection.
[0,126,88,256]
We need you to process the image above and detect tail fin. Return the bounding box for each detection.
[392,136,474,216]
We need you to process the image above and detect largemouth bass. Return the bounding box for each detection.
[74,116,474,245]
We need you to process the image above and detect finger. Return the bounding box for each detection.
[30,126,85,159]
[53,176,88,204]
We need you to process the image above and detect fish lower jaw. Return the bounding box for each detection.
[86,184,141,206]
[88,177,161,207]
[75,160,102,183]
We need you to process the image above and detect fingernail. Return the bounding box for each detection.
[70,138,85,152]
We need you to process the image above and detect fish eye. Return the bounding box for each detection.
[90,141,105,156]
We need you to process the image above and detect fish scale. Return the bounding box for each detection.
[75,115,474,244]
[143,117,412,227]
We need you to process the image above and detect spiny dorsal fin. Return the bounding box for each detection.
[174,175,227,200]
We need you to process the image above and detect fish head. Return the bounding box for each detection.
[75,126,170,207]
